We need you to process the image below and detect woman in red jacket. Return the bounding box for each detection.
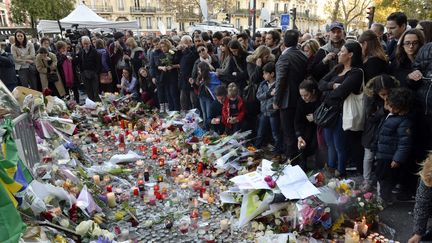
[222,82,246,134]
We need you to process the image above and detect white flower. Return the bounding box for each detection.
[251,221,259,231]
[265,229,274,235]
[192,143,197,150]
[75,220,94,236]
[327,181,337,189]
[359,202,365,207]
[59,218,70,228]
[357,197,361,202]
[168,49,175,55]
[258,222,265,231]
[275,218,282,226]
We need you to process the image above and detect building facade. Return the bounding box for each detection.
[83,0,326,34]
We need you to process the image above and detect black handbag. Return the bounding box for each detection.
[243,82,258,102]
[313,103,340,128]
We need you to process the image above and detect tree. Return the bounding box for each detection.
[374,0,432,22]
[325,0,372,30]
[160,0,235,22]
[11,0,74,28]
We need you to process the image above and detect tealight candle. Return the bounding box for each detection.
[132,187,139,196]
[159,157,165,167]
[93,175,101,185]
[107,192,116,208]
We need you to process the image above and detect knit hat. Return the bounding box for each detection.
[113,32,125,40]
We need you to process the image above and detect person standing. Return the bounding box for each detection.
[35,47,66,97]
[274,29,308,161]
[386,12,408,58]
[4,36,14,54]
[0,46,18,91]
[265,30,282,61]
[78,36,101,101]
[178,35,199,111]
[11,30,37,90]
[311,22,346,82]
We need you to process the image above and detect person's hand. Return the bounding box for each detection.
[188,78,194,85]
[152,78,157,85]
[166,65,172,71]
[45,56,51,61]
[323,52,337,64]
[158,66,167,72]
[256,58,262,67]
[232,72,237,76]
[408,234,422,243]
[408,70,423,81]
[67,55,73,60]
[306,114,314,122]
[333,83,341,90]
[26,59,34,64]
[211,118,220,124]
[270,89,276,96]
[391,161,400,168]
[298,137,306,150]
[116,84,122,89]
[273,103,279,110]
[123,54,130,60]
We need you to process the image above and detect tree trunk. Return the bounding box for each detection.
[332,0,342,22]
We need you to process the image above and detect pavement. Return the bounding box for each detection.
[379,201,415,242]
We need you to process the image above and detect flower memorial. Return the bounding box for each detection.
[0,85,400,242]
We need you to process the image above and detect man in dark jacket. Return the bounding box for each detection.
[0,47,18,91]
[178,35,199,111]
[274,29,308,161]
[310,22,345,81]
[78,36,101,102]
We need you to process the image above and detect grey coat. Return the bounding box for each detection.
[256,80,278,116]
[413,180,432,235]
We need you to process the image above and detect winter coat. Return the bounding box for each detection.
[375,113,412,163]
[361,97,387,148]
[411,43,432,116]
[208,100,224,134]
[78,46,101,73]
[413,180,432,236]
[256,80,278,116]
[274,47,308,109]
[179,46,199,91]
[0,51,18,90]
[96,48,111,73]
[310,40,345,81]
[222,96,246,129]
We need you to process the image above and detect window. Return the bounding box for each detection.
[156,17,162,26]
[261,2,265,8]
[136,17,141,28]
[146,17,152,29]
[118,0,124,11]
[167,17,172,29]
[0,10,6,27]
[235,18,240,29]
[134,0,140,8]
[179,22,184,31]
[274,3,279,13]
[236,1,240,10]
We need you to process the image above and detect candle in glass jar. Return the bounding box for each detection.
[106,185,113,192]
[159,157,165,167]
[132,187,139,196]
[107,192,116,208]
[144,169,150,182]
[152,146,158,155]
[103,175,111,184]
[119,133,125,144]
[220,219,229,231]
[344,229,360,243]
[93,175,101,185]
[153,184,160,191]
[197,162,203,174]
[157,175,163,182]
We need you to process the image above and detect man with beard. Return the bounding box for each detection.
[310,22,346,81]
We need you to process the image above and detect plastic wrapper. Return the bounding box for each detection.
[0,82,21,118]
[27,180,76,209]
[238,190,274,228]
[107,150,144,164]
[76,185,102,215]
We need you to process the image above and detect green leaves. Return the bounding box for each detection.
[10,0,74,26]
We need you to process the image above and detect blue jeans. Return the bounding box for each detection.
[199,96,213,130]
[324,116,347,174]
[255,114,283,154]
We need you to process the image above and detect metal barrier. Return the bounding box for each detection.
[0,113,40,170]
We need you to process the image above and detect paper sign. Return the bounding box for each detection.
[276,165,320,200]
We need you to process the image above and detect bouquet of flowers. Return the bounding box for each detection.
[160,49,175,67]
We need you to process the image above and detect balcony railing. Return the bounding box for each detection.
[90,5,113,13]
[130,6,159,13]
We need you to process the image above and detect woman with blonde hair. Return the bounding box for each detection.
[125,37,145,78]
[246,45,275,85]
[408,153,432,243]
[301,39,320,77]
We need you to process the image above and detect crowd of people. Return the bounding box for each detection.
[1,11,432,242]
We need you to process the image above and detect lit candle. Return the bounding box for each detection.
[132,187,139,196]
[159,157,165,167]
[107,192,116,208]
[197,162,203,174]
[106,185,113,192]
[157,175,163,182]
[93,175,101,185]
[344,228,360,243]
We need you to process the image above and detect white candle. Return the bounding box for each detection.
[345,229,360,243]
[220,219,229,231]
[107,192,116,208]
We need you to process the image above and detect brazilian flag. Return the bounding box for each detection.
[0,119,31,242]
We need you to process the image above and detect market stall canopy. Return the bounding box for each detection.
[36,4,139,34]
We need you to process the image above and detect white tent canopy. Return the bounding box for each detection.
[37,4,138,33]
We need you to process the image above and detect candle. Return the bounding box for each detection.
[200,187,206,198]
[157,175,163,182]
[345,228,360,243]
[149,197,156,205]
[202,192,209,200]
[107,192,116,208]
[119,133,125,144]
[153,184,160,191]
[106,185,113,192]
[220,219,229,231]
[120,120,125,129]
[197,162,203,174]
[191,208,199,219]
[152,146,158,155]
[159,157,165,167]
[136,160,144,167]
[132,187,139,196]
[93,175,101,185]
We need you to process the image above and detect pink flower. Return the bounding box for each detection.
[363,192,373,200]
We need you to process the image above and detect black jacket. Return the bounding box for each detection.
[412,43,432,116]
[361,97,387,148]
[179,46,199,91]
[389,56,414,87]
[318,68,364,108]
[208,100,224,134]
[246,62,264,85]
[78,46,101,73]
[363,56,388,82]
[217,53,248,89]
[375,113,412,163]
[0,51,18,90]
[310,42,344,81]
[274,47,308,109]
[149,49,164,80]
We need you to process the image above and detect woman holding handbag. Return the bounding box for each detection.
[318,41,364,177]
[95,39,114,93]
[35,47,66,97]
[11,30,38,90]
